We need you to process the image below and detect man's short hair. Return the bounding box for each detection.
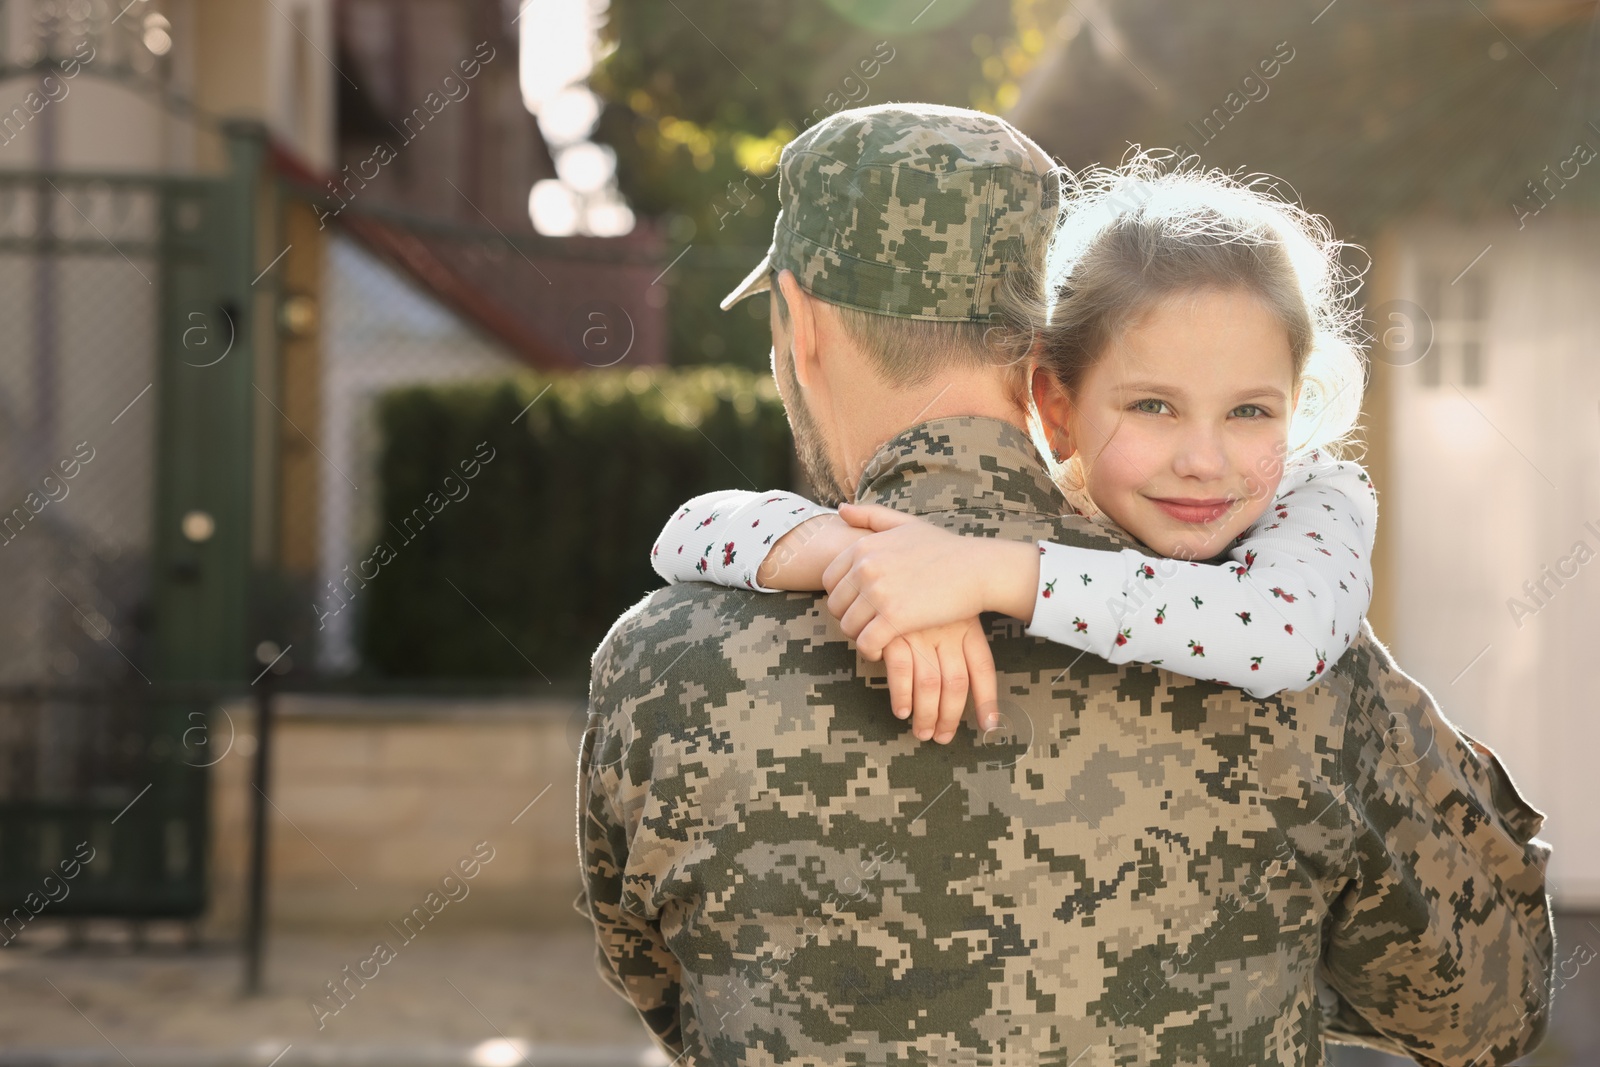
[769,271,1031,396]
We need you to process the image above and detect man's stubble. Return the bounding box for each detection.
[775,340,848,508]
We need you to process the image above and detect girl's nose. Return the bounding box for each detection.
[1170,423,1230,480]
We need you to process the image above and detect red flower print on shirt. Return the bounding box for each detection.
[1269,587,1297,603]
[1188,640,1205,657]
[1042,579,1057,599]
[1154,605,1167,624]
[722,542,737,567]
[1073,617,1088,633]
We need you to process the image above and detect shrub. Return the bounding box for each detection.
[359,366,795,680]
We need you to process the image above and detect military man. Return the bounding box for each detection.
[577,103,1553,1066]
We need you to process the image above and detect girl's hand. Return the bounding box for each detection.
[822,505,986,656]
[757,514,869,590]
[822,503,1039,658]
[881,618,1000,742]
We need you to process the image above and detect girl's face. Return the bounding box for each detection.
[1036,287,1300,561]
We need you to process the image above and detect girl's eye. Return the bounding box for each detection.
[1132,398,1170,415]
[1232,404,1269,419]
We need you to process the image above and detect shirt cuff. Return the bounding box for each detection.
[716,494,837,592]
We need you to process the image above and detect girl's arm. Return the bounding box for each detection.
[1025,457,1377,696]
[650,490,865,591]
[652,490,991,745]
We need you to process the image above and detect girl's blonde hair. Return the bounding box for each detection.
[1004,149,1369,498]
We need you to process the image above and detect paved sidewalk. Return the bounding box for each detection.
[0,919,654,1066]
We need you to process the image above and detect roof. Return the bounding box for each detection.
[266,138,667,371]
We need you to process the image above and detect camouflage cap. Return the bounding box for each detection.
[720,102,1059,322]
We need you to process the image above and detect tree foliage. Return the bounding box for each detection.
[589,0,1052,368]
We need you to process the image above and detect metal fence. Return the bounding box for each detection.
[0,683,211,924]
[0,173,178,920]
[0,155,254,920]
[0,173,163,688]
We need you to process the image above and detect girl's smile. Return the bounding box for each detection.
[1147,496,1239,525]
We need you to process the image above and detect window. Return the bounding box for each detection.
[1416,267,1489,388]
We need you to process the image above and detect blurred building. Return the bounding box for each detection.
[0,0,662,926]
[1010,0,1600,907]
[0,0,668,685]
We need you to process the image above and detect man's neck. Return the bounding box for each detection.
[905,388,1029,435]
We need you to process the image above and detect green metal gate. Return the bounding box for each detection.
[0,125,262,921]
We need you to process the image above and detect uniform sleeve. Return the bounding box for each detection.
[577,657,685,1057]
[1025,455,1378,698]
[650,489,837,592]
[1322,633,1555,1065]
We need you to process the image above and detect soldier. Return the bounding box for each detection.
[576,103,1553,1066]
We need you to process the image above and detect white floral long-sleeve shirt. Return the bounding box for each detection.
[650,492,832,590]
[650,454,1377,697]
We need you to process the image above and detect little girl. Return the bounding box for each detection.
[652,154,1374,742]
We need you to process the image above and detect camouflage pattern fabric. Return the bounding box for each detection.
[719,103,1058,322]
[578,416,1554,1067]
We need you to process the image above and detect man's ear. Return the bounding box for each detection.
[1030,363,1075,459]
[776,270,819,388]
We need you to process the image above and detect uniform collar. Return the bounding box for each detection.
[854,416,1069,517]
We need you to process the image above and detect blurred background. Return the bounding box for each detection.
[0,0,1595,1063]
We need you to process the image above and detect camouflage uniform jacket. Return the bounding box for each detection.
[578,416,1553,1067]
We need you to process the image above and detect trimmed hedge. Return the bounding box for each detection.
[359,366,795,680]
